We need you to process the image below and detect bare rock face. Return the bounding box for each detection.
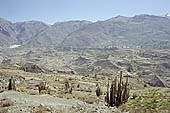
[148,75,167,87]
[20,63,44,73]
[73,56,90,65]
[93,60,119,70]
[143,75,168,87]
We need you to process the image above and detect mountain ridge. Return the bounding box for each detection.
[0,14,170,48]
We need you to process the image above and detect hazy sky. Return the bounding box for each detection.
[0,0,170,23]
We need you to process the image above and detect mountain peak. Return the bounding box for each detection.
[165,13,170,17]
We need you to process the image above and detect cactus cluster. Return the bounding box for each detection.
[105,71,130,107]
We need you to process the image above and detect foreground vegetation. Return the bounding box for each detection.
[122,89,170,113]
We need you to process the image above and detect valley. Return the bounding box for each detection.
[0,14,170,112]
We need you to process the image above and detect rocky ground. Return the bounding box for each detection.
[0,91,114,113]
[0,65,141,113]
[0,47,170,112]
[0,67,170,113]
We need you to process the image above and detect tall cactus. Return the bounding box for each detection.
[122,76,129,103]
[118,71,123,106]
[8,76,16,90]
[110,77,117,106]
[105,81,110,107]
[96,83,102,97]
[110,81,114,106]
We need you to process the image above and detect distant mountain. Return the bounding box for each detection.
[14,21,49,44]
[61,15,170,48]
[0,14,170,48]
[25,20,92,46]
[0,18,17,46]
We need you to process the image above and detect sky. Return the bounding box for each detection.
[0,0,170,24]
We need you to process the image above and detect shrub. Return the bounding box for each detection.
[126,89,170,113]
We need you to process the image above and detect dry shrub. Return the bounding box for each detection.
[0,98,13,107]
[77,84,80,88]
[85,96,98,104]
[0,108,8,113]
[64,79,69,91]
[38,82,48,94]
[35,104,52,113]
[63,79,72,94]
[65,93,73,99]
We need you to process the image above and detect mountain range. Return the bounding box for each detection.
[0,14,170,48]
